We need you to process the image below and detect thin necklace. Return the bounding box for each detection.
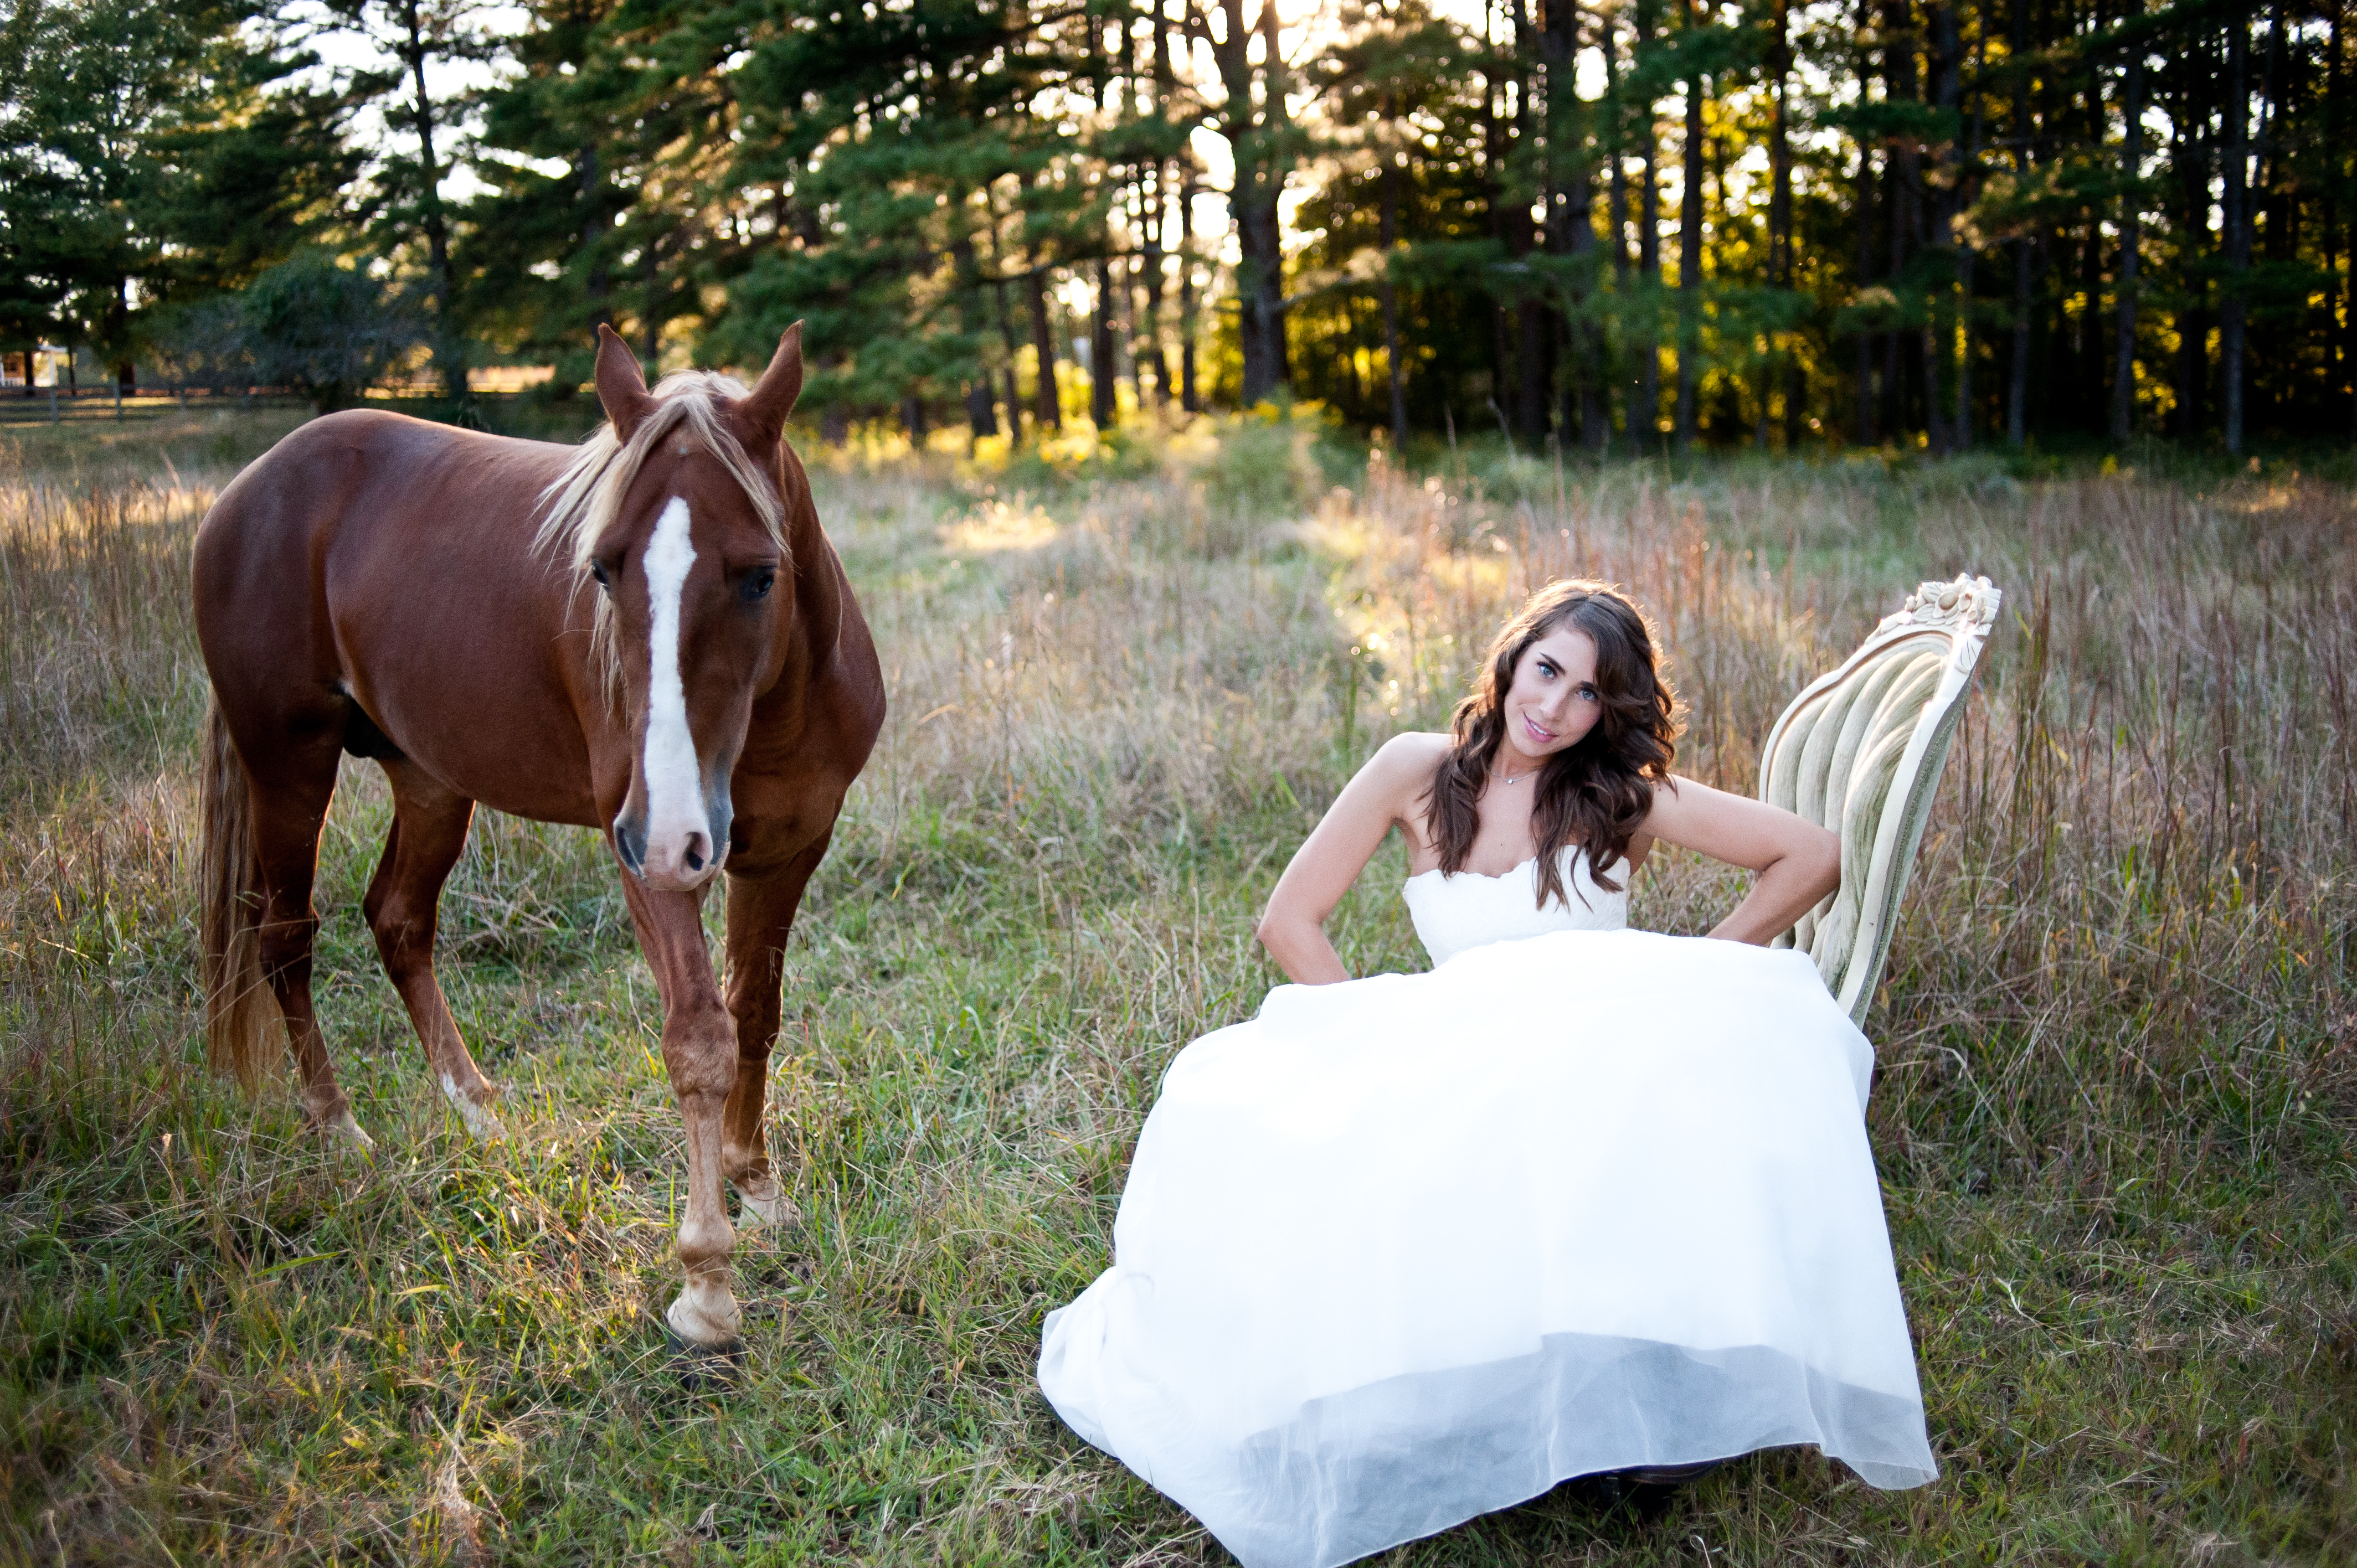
[1496,766,1538,787]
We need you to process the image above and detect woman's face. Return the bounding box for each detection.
[1499,623,1604,766]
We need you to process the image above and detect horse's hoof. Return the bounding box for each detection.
[439,1075,504,1142]
[733,1177,800,1231]
[666,1283,743,1349]
[661,1319,747,1389]
[322,1111,375,1152]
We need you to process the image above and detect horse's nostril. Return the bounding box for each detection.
[684,834,707,873]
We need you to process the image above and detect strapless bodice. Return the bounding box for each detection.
[1401,846,1629,966]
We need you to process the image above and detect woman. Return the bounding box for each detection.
[1038,581,1938,1568]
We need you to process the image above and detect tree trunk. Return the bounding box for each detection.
[1855,143,1878,446]
[986,219,1026,445]
[581,147,613,335]
[1672,20,1704,451]
[1769,0,1796,448]
[2335,7,2356,439]
[1953,17,1985,450]
[2111,23,2143,442]
[400,0,464,401]
[1482,10,1512,441]
[1181,177,1202,412]
[2007,238,2032,446]
[1093,257,1119,427]
[1217,0,1293,403]
[1143,173,1172,406]
[2005,0,2032,447]
[1603,7,1633,448]
[1636,0,1661,445]
[1143,11,1177,410]
[1027,267,1062,430]
[1925,0,1959,455]
[1380,151,1408,450]
[953,225,998,443]
[2247,2,2286,440]
[2171,47,2210,442]
[2222,10,2250,455]
[1883,0,1927,448]
[1116,253,1141,412]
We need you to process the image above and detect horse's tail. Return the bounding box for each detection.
[199,695,276,1085]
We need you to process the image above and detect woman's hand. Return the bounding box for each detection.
[1257,734,1447,984]
[1638,776,1841,945]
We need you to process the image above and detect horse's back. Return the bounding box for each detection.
[193,411,598,817]
[202,410,563,544]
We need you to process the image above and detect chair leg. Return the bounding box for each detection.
[1566,1458,1725,1519]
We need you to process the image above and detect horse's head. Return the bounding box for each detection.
[577,324,808,893]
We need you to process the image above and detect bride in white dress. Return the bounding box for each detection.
[1038,580,1938,1568]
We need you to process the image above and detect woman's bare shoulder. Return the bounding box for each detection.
[1355,731,1452,821]
[1375,730,1452,760]
[1366,731,1452,784]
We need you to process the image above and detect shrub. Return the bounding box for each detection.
[151,252,421,412]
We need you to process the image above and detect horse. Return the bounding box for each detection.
[192,325,884,1350]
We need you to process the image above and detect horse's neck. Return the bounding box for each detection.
[778,449,842,662]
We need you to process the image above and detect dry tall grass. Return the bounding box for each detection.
[1,410,2350,1565]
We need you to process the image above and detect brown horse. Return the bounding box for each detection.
[193,326,883,1349]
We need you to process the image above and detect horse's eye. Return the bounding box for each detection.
[744,568,776,602]
[589,560,612,590]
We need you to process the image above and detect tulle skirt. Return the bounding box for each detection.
[1038,929,1937,1568]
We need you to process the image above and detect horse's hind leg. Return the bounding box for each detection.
[364,760,502,1141]
[245,742,370,1144]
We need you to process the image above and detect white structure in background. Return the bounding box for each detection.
[2,345,80,388]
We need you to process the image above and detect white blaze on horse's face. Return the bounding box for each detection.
[631,496,717,890]
[601,448,784,895]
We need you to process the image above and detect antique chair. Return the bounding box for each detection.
[1613,576,2000,1497]
[1599,576,2000,1499]
[1756,574,2003,1027]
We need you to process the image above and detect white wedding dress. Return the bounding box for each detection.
[1038,848,1937,1568]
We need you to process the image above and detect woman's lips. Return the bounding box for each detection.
[1521,713,1554,743]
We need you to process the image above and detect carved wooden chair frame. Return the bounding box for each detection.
[1757,574,2002,1026]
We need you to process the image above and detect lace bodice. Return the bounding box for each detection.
[1402,847,1629,967]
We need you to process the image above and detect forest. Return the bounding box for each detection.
[3,0,2353,453]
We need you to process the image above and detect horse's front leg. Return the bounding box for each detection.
[616,870,742,1350]
[721,831,833,1230]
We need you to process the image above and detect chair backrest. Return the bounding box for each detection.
[1756,574,2001,1026]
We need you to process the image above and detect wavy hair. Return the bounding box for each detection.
[1425,580,1684,909]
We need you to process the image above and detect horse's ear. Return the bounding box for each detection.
[735,323,805,451]
[594,324,657,441]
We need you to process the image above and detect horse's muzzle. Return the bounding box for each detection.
[614,805,728,892]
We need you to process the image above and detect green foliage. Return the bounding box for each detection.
[7,0,2357,476]
[151,251,421,410]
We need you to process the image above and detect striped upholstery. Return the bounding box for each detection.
[1757,575,2001,1026]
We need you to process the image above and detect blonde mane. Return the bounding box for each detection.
[535,370,788,567]
[534,370,790,701]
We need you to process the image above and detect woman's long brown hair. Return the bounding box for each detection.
[1424,580,1684,910]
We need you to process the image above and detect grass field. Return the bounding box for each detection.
[2,406,2353,1566]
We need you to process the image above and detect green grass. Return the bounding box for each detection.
[2,411,2352,1565]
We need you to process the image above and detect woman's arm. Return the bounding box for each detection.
[1257,735,1444,984]
[1640,776,1842,945]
